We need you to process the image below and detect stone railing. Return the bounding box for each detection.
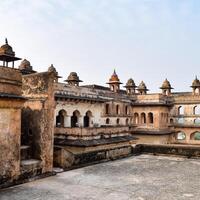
[54,126,131,140]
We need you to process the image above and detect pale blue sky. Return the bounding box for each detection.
[0,0,200,92]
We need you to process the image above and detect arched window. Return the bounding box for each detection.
[178,106,184,115]
[194,118,200,125]
[148,112,154,124]
[141,113,146,124]
[71,110,80,127]
[116,118,120,125]
[84,111,92,127]
[193,106,200,115]
[126,118,129,125]
[170,118,174,124]
[106,118,110,125]
[190,132,200,140]
[116,105,119,115]
[177,132,186,140]
[134,113,139,124]
[125,106,128,115]
[105,104,109,115]
[56,109,67,127]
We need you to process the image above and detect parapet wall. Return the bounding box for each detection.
[0,66,22,95]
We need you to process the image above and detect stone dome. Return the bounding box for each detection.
[138,81,147,90]
[125,78,136,88]
[19,59,32,71]
[160,79,173,89]
[109,70,121,83]
[0,38,15,56]
[67,72,82,82]
[48,64,57,73]
[191,76,200,88]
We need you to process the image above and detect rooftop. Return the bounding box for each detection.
[1,154,199,200]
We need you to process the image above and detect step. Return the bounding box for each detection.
[21,159,42,171]
[20,145,31,160]
[21,159,42,178]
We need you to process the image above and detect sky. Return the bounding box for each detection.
[0,0,200,92]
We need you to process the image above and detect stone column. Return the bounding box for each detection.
[79,116,84,127]
[64,116,71,127]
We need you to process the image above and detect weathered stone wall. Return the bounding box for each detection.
[22,71,56,173]
[0,106,21,184]
[0,66,22,95]
[0,66,25,186]
[133,134,172,144]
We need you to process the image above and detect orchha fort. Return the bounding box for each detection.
[1,39,200,198]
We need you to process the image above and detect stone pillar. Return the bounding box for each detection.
[79,116,84,127]
[64,116,71,127]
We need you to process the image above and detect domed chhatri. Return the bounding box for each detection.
[191,76,200,95]
[48,64,61,82]
[19,59,32,71]
[108,70,122,83]
[0,38,15,56]
[107,70,122,92]
[124,78,137,95]
[48,64,57,73]
[160,79,173,96]
[160,79,173,89]
[191,76,200,88]
[137,81,148,95]
[0,38,21,67]
[65,72,83,86]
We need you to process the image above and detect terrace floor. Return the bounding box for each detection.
[0,154,200,200]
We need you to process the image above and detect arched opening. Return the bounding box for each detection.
[116,118,120,125]
[190,132,200,140]
[116,105,120,115]
[178,106,184,115]
[84,111,92,127]
[126,118,129,125]
[177,132,186,140]
[134,113,139,124]
[194,118,200,124]
[105,104,109,115]
[170,118,174,124]
[125,106,128,115]
[193,106,200,115]
[148,112,154,124]
[56,109,67,127]
[71,110,80,127]
[106,118,110,125]
[141,113,146,124]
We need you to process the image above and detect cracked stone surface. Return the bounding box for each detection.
[0,154,200,200]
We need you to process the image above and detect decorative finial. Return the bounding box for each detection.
[195,75,198,80]
[113,69,116,75]
[5,38,8,44]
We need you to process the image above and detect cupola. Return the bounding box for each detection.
[160,79,173,96]
[137,81,148,95]
[124,78,137,95]
[107,70,122,92]
[65,72,82,86]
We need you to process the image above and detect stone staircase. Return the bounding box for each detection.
[20,145,42,177]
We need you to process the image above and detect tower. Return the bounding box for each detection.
[107,70,122,92]
[124,78,137,95]
[160,79,173,96]
[0,38,21,67]
[65,72,83,86]
[191,76,200,95]
[137,81,148,95]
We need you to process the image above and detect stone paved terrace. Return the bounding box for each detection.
[0,154,200,200]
